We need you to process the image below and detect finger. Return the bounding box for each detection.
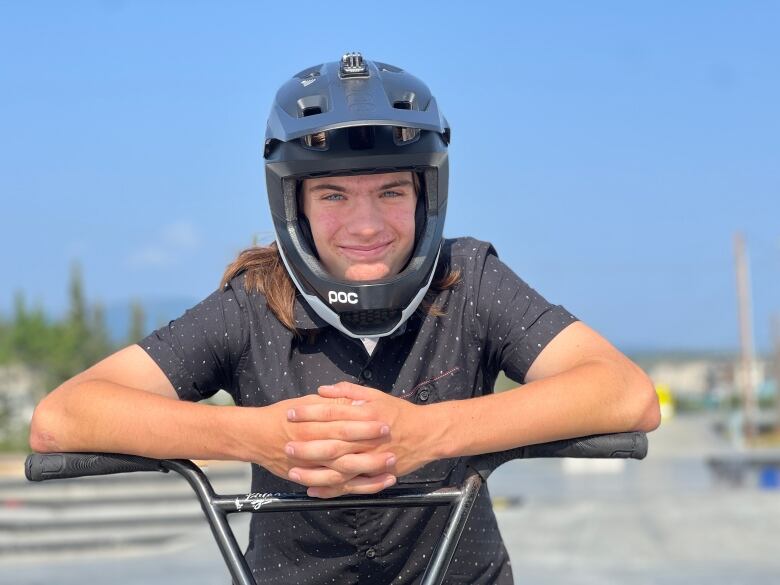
[295,395,353,405]
[287,403,376,423]
[308,474,397,499]
[298,421,390,442]
[286,439,382,461]
[327,452,397,477]
[288,466,351,487]
[288,456,396,487]
[318,382,379,401]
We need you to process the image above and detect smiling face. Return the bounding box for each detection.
[300,171,418,281]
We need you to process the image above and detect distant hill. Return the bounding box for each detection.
[627,349,743,371]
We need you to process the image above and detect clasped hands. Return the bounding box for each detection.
[271,382,434,498]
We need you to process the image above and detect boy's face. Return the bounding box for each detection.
[300,171,417,281]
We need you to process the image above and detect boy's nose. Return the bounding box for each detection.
[346,198,384,236]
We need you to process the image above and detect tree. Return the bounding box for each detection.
[0,263,117,396]
[84,302,113,366]
[0,264,118,450]
[128,300,146,345]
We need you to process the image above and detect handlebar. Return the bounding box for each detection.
[26,431,647,483]
[24,431,647,585]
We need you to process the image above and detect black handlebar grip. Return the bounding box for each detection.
[466,432,647,480]
[25,452,168,482]
[522,431,647,460]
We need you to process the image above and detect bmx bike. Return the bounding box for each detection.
[26,431,647,585]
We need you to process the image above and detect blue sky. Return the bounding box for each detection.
[1,1,778,352]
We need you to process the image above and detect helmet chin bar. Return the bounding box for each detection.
[275,236,441,338]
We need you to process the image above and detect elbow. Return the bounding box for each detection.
[29,392,67,453]
[629,367,661,433]
[29,407,55,453]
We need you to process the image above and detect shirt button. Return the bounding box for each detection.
[362,368,373,381]
[365,547,377,558]
[418,389,430,402]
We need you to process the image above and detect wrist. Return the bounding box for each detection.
[422,401,460,460]
[217,405,260,463]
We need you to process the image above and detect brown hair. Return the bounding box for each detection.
[221,242,460,336]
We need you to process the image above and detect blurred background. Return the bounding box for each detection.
[1,1,778,584]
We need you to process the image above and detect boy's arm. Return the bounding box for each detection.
[285,321,660,497]
[29,345,395,492]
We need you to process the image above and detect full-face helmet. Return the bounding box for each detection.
[264,52,450,338]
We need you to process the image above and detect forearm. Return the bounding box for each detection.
[29,381,393,490]
[430,358,660,459]
[29,380,249,461]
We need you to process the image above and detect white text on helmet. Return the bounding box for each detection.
[328,291,359,305]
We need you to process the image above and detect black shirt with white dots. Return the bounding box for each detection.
[140,237,577,585]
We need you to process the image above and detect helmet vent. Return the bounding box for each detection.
[301,106,328,150]
[347,126,375,150]
[392,101,420,144]
[341,309,402,335]
[394,126,420,145]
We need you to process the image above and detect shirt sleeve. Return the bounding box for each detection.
[473,245,578,384]
[137,278,249,402]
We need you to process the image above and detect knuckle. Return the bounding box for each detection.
[327,458,345,473]
[336,457,357,475]
[297,425,314,441]
[325,442,342,459]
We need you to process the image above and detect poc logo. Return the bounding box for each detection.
[328,291,358,305]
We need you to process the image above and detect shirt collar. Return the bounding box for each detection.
[293,295,329,331]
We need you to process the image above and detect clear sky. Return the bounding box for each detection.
[1,1,778,352]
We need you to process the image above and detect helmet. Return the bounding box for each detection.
[264,52,450,338]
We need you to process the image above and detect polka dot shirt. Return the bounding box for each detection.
[140,237,577,585]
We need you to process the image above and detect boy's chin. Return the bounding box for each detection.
[342,263,393,282]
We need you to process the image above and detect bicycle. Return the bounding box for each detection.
[26,431,647,585]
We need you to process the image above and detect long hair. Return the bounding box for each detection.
[221,242,460,336]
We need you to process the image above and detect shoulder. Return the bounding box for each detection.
[222,273,270,315]
[443,236,496,260]
[441,237,500,280]
[222,272,285,338]
[223,273,249,304]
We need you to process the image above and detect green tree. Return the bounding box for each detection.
[0,264,119,451]
[66,261,89,371]
[0,311,12,364]
[1,263,117,396]
[127,300,146,345]
[84,302,113,366]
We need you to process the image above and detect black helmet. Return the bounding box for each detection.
[264,52,450,338]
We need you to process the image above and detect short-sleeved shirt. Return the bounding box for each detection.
[140,237,576,585]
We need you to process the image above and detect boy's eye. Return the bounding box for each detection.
[381,190,402,198]
[322,193,345,201]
